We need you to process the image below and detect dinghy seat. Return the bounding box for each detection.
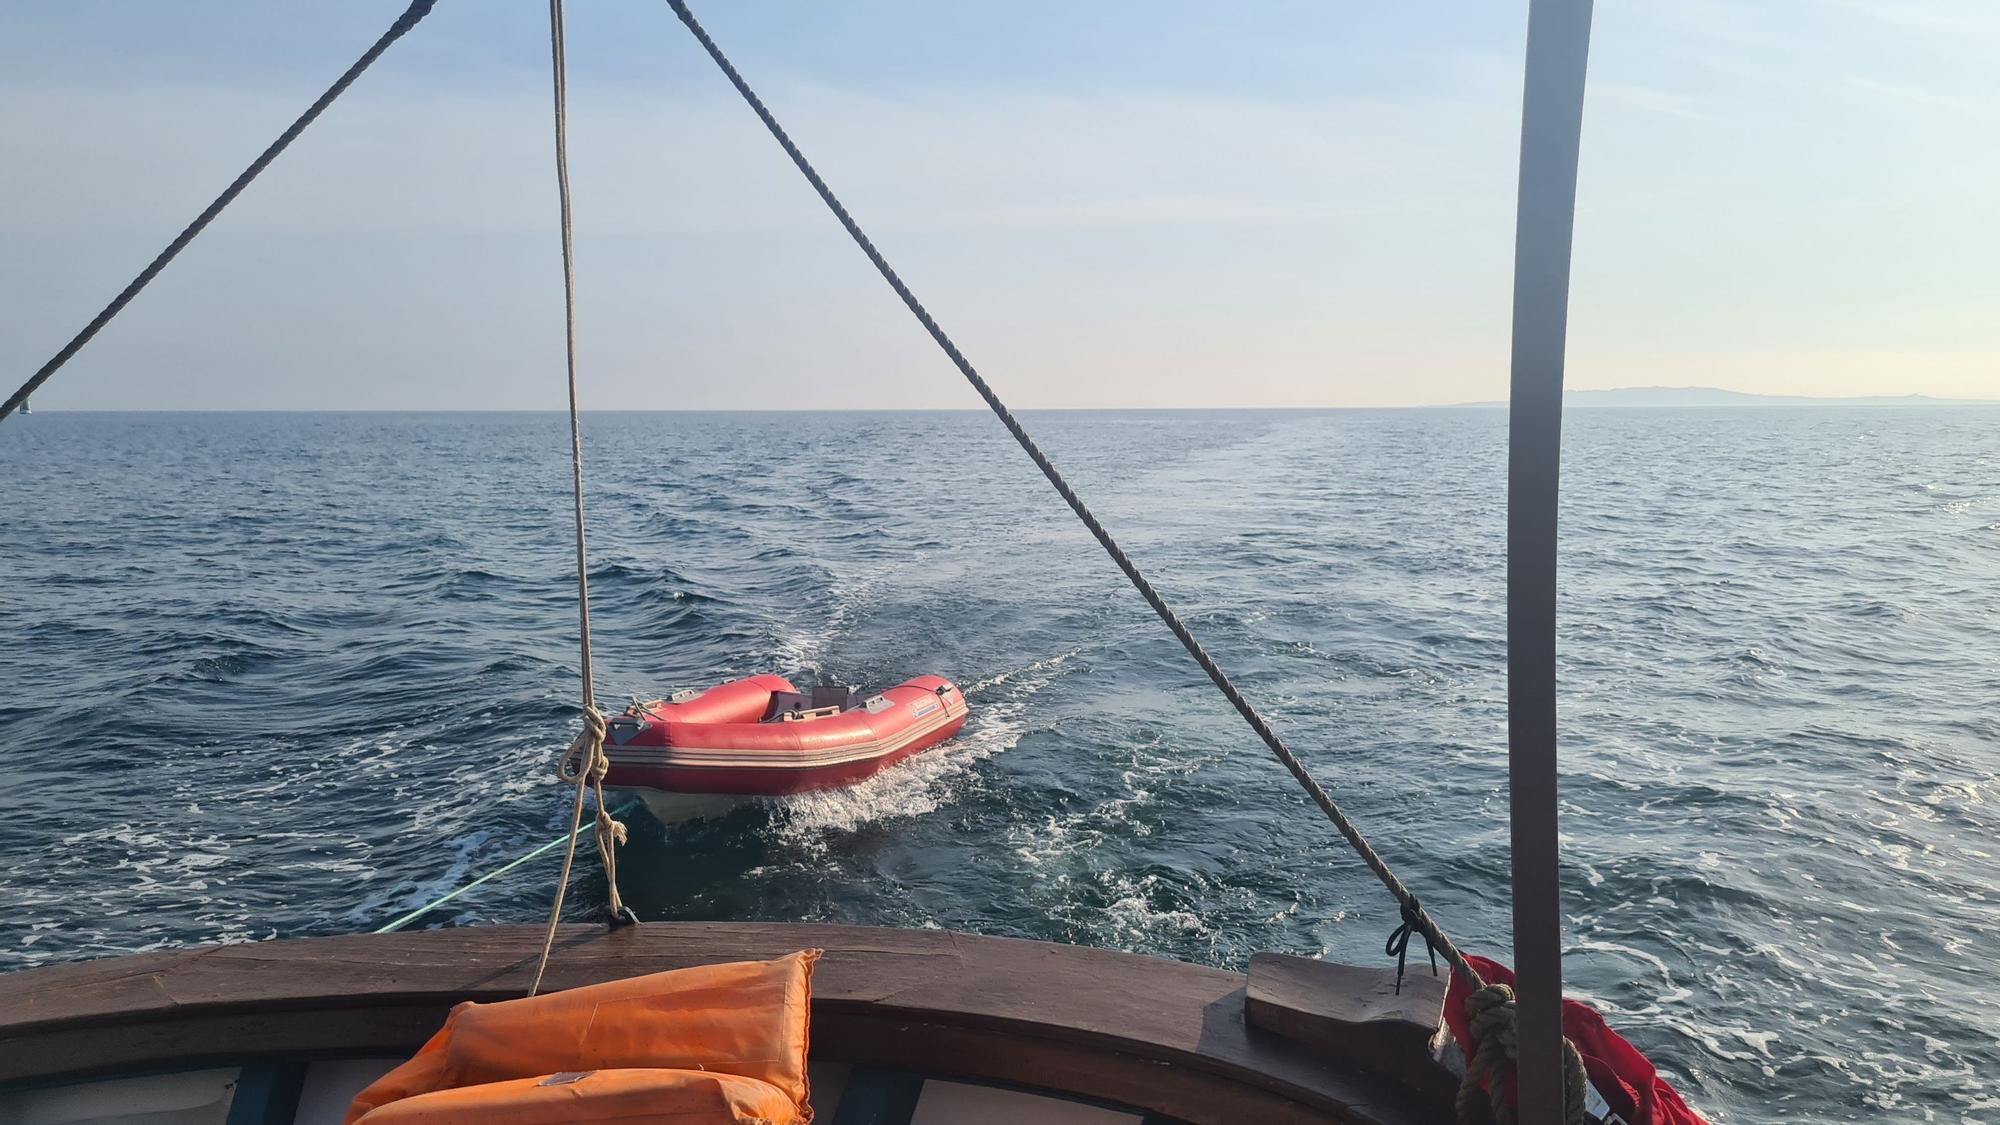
[763,685,859,721]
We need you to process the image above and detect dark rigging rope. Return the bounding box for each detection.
[0,0,439,424]
[663,0,1485,993]
[4,0,1584,1112]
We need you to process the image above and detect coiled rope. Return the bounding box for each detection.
[0,0,439,425]
[661,2,1585,1118]
[527,0,631,1000]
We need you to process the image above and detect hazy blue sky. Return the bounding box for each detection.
[4,1,1995,409]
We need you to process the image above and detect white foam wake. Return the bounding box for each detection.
[764,648,1078,839]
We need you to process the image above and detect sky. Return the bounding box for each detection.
[2,0,1996,410]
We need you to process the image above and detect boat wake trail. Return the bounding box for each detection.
[961,646,1084,696]
[766,649,1079,840]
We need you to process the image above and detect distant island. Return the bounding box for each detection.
[1452,385,1996,408]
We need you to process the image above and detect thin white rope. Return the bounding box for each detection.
[527,0,628,999]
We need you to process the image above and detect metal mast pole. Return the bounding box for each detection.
[1507,0,1594,1120]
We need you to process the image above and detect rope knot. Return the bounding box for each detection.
[594,805,629,848]
[557,704,607,782]
[1466,982,1518,1041]
[1384,896,1438,994]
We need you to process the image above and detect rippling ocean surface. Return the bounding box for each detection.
[2,407,1995,1121]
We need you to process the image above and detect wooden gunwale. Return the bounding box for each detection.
[0,922,1453,1124]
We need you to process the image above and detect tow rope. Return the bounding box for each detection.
[527,0,634,1001]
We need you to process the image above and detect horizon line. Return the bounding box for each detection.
[13,402,1998,415]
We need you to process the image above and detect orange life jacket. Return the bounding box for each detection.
[353,1068,803,1124]
[347,949,818,1124]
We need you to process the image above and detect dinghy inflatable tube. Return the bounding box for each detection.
[596,673,968,820]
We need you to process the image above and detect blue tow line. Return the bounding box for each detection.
[374,800,643,934]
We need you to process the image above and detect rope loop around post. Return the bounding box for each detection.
[1456,983,1589,1125]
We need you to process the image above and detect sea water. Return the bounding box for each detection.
[2,407,1995,1122]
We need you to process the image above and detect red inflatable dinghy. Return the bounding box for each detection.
[596,674,968,822]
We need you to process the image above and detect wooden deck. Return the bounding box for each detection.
[0,922,1456,1125]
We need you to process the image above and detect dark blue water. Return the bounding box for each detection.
[3,408,1996,1122]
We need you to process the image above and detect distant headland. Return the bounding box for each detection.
[1452,385,1996,408]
